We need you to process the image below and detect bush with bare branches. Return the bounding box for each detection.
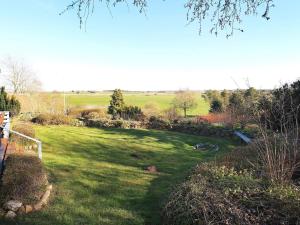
[252,85,300,183]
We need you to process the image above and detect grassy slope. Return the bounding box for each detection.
[1,126,236,225]
[67,93,209,115]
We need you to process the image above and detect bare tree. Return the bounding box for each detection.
[1,57,42,94]
[173,90,198,117]
[62,0,274,36]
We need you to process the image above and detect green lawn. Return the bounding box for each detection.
[1,126,236,225]
[67,93,209,115]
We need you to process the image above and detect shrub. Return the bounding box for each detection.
[85,111,103,119]
[216,146,258,171]
[173,90,198,118]
[0,154,48,205]
[121,105,144,121]
[171,119,234,138]
[209,99,224,113]
[80,108,108,119]
[162,107,180,122]
[18,112,39,122]
[86,118,143,129]
[147,116,172,130]
[68,107,109,120]
[252,135,300,183]
[32,113,74,125]
[108,89,125,119]
[0,87,21,116]
[162,163,300,225]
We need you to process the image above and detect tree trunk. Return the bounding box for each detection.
[184,108,187,118]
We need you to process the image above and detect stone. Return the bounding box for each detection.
[146,165,158,173]
[33,184,53,211]
[40,189,51,205]
[4,200,23,212]
[5,211,16,219]
[194,143,219,152]
[17,206,26,215]
[0,208,6,217]
[33,203,42,211]
[47,184,53,191]
[25,205,33,214]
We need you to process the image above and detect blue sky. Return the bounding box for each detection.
[0,0,299,91]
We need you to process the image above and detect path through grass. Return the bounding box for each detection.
[1,126,236,225]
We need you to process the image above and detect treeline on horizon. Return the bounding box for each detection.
[14,89,273,94]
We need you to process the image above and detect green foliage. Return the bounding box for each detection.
[146,116,234,138]
[147,116,172,130]
[108,89,125,118]
[244,87,259,100]
[209,99,223,113]
[108,90,144,120]
[203,90,221,103]
[204,88,260,120]
[228,91,244,108]
[220,89,230,106]
[171,119,234,138]
[0,87,21,116]
[262,79,300,131]
[122,105,144,120]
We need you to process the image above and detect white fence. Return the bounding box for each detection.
[9,129,42,159]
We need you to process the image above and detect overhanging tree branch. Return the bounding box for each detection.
[62,0,274,36]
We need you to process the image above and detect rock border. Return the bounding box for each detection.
[2,184,53,219]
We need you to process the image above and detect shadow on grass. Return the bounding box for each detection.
[0,126,237,225]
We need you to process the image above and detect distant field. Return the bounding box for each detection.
[15,92,209,116]
[67,93,209,116]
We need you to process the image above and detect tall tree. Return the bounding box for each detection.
[108,89,125,119]
[209,99,223,113]
[260,79,300,131]
[173,90,198,117]
[0,87,21,116]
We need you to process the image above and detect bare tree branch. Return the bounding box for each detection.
[62,0,274,36]
[0,56,42,94]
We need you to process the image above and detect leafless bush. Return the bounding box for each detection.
[252,89,300,182]
[162,107,180,122]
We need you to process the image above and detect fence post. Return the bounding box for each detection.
[6,129,43,160]
[38,141,42,159]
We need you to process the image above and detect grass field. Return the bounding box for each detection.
[67,93,209,115]
[1,126,236,225]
